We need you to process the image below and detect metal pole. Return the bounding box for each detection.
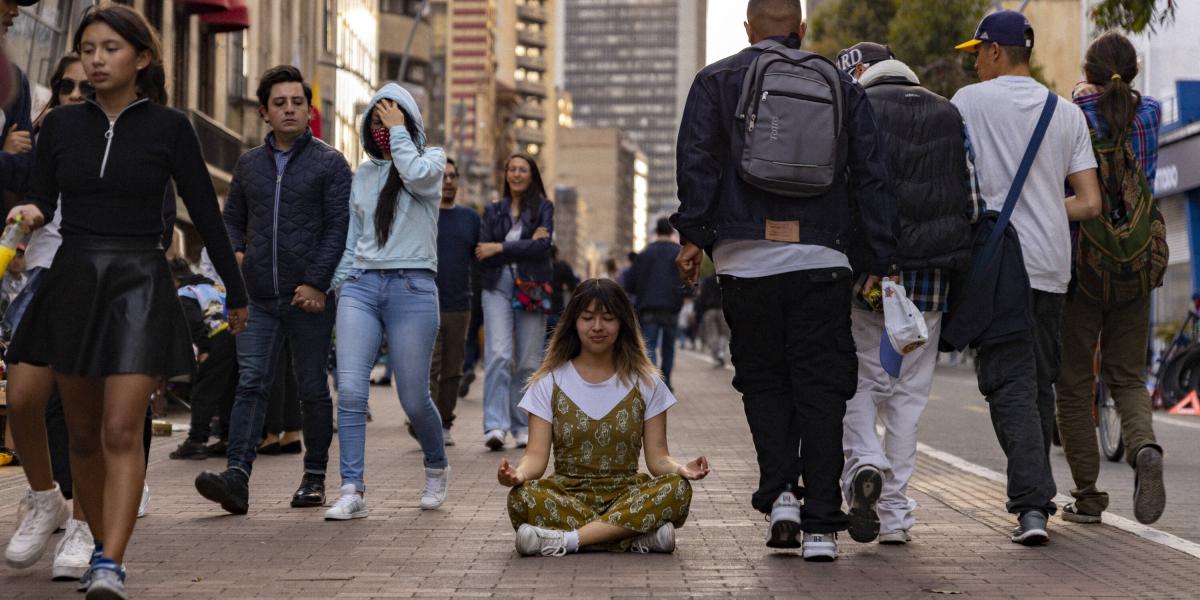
[398,0,433,80]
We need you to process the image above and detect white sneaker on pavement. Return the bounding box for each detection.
[5,484,70,569]
[515,524,569,557]
[442,427,455,447]
[515,431,529,448]
[484,429,506,450]
[324,484,368,520]
[766,491,802,549]
[629,523,675,553]
[420,467,450,510]
[878,529,912,545]
[52,518,94,581]
[137,484,150,518]
[802,532,838,561]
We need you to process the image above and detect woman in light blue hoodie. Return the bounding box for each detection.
[326,83,448,520]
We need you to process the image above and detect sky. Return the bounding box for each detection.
[706,1,808,65]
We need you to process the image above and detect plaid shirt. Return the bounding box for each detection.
[1074,93,1162,191]
[854,132,985,313]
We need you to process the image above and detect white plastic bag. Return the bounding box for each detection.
[882,280,928,355]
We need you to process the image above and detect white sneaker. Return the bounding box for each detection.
[52,518,94,581]
[878,529,911,545]
[629,523,675,553]
[5,484,70,568]
[442,427,455,447]
[420,467,450,510]
[137,484,150,518]
[514,431,529,448]
[515,523,569,557]
[324,484,368,520]
[765,491,802,549]
[802,532,838,561]
[484,429,506,451]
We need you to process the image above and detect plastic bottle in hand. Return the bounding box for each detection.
[0,216,29,275]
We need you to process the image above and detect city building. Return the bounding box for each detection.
[561,0,706,222]
[557,127,645,276]
[379,0,437,127]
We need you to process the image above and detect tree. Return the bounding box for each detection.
[1090,0,1176,33]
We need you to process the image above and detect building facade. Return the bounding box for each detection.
[561,0,705,222]
[557,127,645,276]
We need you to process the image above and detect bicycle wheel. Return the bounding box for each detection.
[1160,345,1200,405]
[1096,381,1124,463]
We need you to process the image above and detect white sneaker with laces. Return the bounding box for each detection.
[802,532,838,561]
[629,523,675,553]
[878,529,911,545]
[137,484,150,518]
[515,431,529,448]
[765,491,802,549]
[52,518,94,581]
[442,427,455,447]
[5,484,70,569]
[515,524,569,557]
[485,429,506,450]
[420,467,450,510]
[324,484,368,520]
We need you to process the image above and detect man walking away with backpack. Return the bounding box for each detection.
[836,43,981,546]
[673,0,898,561]
[1055,31,1165,526]
[951,10,1102,545]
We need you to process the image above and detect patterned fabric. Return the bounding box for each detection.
[1074,94,1161,193]
[506,383,692,551]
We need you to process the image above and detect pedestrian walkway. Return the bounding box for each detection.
[2,352,1198,598]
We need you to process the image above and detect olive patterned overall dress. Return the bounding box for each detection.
[507,375,693,551]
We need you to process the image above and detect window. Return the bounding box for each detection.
[198,32,217,115]
[382,0,425,16]
[228,31,246,100]
[7,0,78,87]
[145,0,163,32]
[173,2,190,108]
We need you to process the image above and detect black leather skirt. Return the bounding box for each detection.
[7,235,195,378]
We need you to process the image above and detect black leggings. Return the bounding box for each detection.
[46,390,152,500]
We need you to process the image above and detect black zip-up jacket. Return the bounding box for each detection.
[627,239,684,313]
[672,34,899,276]
[28,98,246,309]
[223,129,352,299]
[478,197,554,291]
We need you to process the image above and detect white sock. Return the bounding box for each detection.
[564,530,580,553]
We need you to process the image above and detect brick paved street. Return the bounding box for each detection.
[3,351,1200,599]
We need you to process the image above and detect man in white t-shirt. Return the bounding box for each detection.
[951,10,1101,546]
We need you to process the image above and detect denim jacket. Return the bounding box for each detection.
[671,34,899,276]
[478,197,554,291]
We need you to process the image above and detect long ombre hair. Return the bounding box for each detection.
[530,278,658,388]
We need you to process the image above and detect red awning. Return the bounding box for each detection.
[200,0,249,32]
[176,0,229,15]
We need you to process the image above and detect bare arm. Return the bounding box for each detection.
[642,412,709,480]
[1065,168,1102,221]
[497,415,553,486]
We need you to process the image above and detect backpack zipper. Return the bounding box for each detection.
[761,90,833,104]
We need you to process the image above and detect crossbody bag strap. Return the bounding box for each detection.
[976,89,1059,269]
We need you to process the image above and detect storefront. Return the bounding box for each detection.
[1152,111,1200,336]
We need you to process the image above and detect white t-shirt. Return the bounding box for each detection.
[951,76,1097,294]
[713,239,849,278]
[518,361,676,424]
[505,223,523,242]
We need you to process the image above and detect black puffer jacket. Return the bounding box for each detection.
[224,130,352,299]
[863,69,972,272]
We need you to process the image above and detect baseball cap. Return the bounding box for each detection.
[955,10,1034,52]
[836,42,895,73]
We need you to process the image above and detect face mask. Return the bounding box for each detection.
[371,127,391,154]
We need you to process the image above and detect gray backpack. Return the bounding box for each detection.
[733,40,847,198]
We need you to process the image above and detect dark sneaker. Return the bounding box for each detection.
[847,466,883,543]
[290,474,326,508]
[194,470,249,515]
[765,491,802,549]
[1011,510,1049,546]
[458,370,476,398]
[206,440,228,457]
[1133,446,1165,524]
[169,440,209,460]
[1061,503,1101,524]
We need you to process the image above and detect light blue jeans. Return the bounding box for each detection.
[482,269,546,435]
[336,269,446,493]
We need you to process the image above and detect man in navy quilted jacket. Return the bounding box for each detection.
[194,65,352,515]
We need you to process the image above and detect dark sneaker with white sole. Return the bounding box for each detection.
[765,491,802,549]
[847,466,882,543]
[1133,446,1165,525]
[1011,510,1049,546]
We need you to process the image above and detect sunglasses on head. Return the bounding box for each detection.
[55,78,94,97]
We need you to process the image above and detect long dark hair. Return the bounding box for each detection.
[1084,31,1141,142]
[502,154,548,217]
[364,102,424,247]
[530,278,657,388]
[73,5,167,105]
[33,53,82,132]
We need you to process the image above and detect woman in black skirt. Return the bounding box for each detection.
[5,6,247,598]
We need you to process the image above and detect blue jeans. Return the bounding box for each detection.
[641,309,679,388]
[226,296,336,477]
[2,267,46,340]
[336,269,445,492]
[482,269,545,434]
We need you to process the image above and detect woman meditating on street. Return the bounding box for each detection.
[497,278,709,556]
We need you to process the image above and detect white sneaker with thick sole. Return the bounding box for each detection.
[420,467,450,510]
[878,529,911,545]
[137,484,150,518]
[324,484,368,520]
[802,532,838,561]
[515,524,569,557]
[629,523,675,553]
[765,491,802,549]
[52,518,94,581]
[515,431,529,448]
[485,429,506,450]
[5,484,70,568]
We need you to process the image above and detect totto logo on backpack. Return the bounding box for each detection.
[733,39,847,198]
[1074,129,1168,304]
